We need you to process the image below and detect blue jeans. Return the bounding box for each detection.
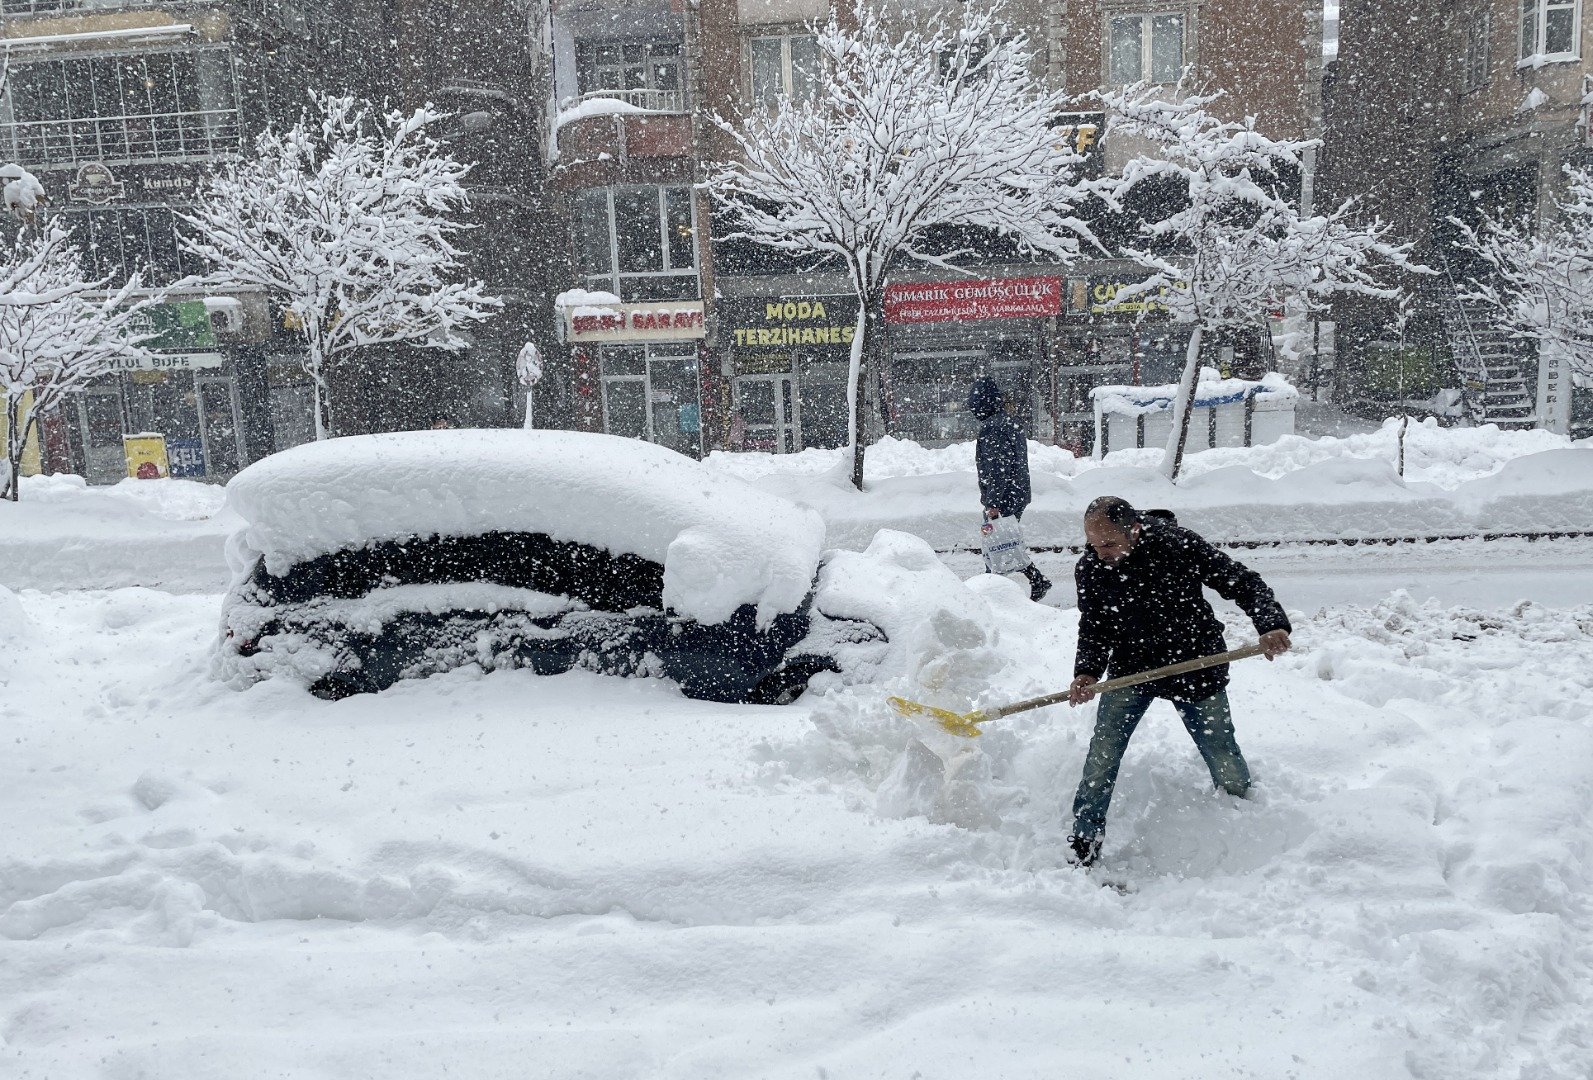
[1070,687,1250,843]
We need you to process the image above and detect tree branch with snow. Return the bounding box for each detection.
[1453,163,1593,383]
[1,226,161,501]
[179,93,500,439]
[1097,82,1422,480]
[706,0,1095,488]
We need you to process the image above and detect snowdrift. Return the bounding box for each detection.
[709,421,1593,550]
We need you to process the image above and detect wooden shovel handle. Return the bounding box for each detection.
[993,642,1267,720]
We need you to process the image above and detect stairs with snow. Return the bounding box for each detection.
[1440,297,1537,429]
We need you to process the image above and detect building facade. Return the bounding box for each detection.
[0,0,398,482]
[2,0,546,482]
[1321,0,1592,433]
[530,0,1330,457]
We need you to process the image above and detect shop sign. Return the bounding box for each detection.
[565,300,706,342]
[1049,110,1106,177]
[123,433,170,479]
[104,352,225,373]
[884,276,1063,324]
[126,300,219,352]
[1072,278,1180,318]
[168,437,206,478]
[133,163,207,200]
[1536,347,1572,435]
[721,296,860,351]
[67,162,126,205]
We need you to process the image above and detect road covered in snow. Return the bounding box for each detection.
[3,542,1591,1077]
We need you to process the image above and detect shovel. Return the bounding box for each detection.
[888,642,1267,738]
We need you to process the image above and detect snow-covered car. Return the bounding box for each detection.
[214,430,887,703]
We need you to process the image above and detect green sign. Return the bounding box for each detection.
[126,300,217,352]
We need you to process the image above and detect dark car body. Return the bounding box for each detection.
[221,528,883,704]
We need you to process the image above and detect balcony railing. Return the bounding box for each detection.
[1,0,162,14]
[1,108,242,168]
[579,87,688,114]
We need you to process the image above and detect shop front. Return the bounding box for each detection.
[1054,275,1193,452]
[59,300,253,484]
[564,299,707,458]
[881,274,1062,447]
[719,295,857,453]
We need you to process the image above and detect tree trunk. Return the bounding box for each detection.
[846,297,870,490]
[1161,324,1204,482]
[3,395,26,502]
[305,334,331,441]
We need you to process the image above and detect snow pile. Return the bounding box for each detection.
[763,581,1593,1075]
[0,474,236,592]
[707,420,1593,549]
[225,429,827,626]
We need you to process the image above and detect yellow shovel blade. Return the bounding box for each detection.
[887,695,990,739]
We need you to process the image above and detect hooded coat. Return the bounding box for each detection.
[968,377,1031,518]
[1074,520,1291,701]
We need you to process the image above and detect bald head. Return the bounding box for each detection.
[1083,496,1142,566]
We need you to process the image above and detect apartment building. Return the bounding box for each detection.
[1321,0,1591,432]
[531,0,1329,455]
[0,0,395,481]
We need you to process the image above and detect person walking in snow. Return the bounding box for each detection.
[967,375,1052,601]
[1065,496,1292,868]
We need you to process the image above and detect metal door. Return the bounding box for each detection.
[602,376,649,441]
[76,386,128,485]
[734,374,799,453]
[196,376,247,477]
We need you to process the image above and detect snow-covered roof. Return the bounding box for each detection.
[225,430,828,627]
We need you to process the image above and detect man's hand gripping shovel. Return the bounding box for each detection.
[888,642,1269,738]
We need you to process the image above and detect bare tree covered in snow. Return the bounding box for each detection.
[0,62,46,223]
[1098,84,1420,480]
[707,0,1095,489]
[1454,164,1593,382]
[181,94,499,439]
[1,227,159,501]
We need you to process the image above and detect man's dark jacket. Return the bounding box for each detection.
[969,378,1030,518]
[1074,521,1290,701]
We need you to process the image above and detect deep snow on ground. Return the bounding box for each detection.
[4,556,1592,1078]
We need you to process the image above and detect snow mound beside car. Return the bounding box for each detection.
[225,430,828,626]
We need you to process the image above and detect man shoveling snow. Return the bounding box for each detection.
[1065,497,1292,868]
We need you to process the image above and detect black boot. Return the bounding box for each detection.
[1022,564,1052,602]
[1067,834,1101,868]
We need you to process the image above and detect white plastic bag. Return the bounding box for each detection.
[979,514,1032,574]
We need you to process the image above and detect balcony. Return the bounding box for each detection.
[0,0,162,13]
[578,87,688,114]
[552,86,694,175]
[2,108,242,168]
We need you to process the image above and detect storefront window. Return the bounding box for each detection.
[599,343,702,457]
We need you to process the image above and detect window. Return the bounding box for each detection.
[0,47,240,167]
[576,40,683,95]
[573,186,699,302]
[1108,13,1185,85]
[51,205,196,286]
[750,34,820,105]
[1519,0,1580,63]
[1465,9,1492,91]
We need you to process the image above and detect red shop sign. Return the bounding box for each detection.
[884,275,1063,324]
